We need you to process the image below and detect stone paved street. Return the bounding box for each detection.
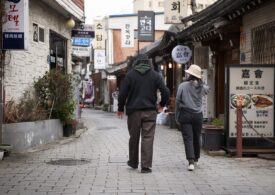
[0,109,275,195]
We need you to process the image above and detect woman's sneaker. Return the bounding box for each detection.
[188,163,195,171]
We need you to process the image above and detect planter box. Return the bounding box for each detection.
[202,125,224,151]
[3,119,63,153]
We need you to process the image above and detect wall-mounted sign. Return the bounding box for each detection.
[171,45,192,64]
[202,69,208,119]
[71,37,91,46]
[227,65,274,138]
[138,11,155,42]
[72,46,91,57]
[2,0,29,50]
[164,0,188,24]
[72,24,94,38]
[94,50,106,69]
[121,23,134,48]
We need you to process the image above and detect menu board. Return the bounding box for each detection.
[228,66,274,138]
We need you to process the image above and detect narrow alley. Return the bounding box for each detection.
[0,109,275,195]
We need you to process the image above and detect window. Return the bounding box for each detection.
[33,23,45,43]
[158,1,163,7]
[33,23,38,42]
[39,27,45,42]
[251,21,275,64]
[148,1,152,7]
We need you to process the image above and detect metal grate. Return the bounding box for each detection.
[47,158,90,166]
[252,20,275,64]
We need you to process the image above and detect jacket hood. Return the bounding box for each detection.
[134,63,151,74]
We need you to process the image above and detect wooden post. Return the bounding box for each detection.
[236,104,243,157]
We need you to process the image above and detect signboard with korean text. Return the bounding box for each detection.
[164,0,188,24]
[202,69,208,119]
[94,20,106,49]
[121,23,134,48]
[72,46,91,57]
[138,11,155,42]
[94,50,106,69]
[171,45,192,64]
[72,24,94,38]
[3,0,29,50]
[227,65,274,139]
[71,37,91,47]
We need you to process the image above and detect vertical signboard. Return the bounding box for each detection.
[121,23,134,48]
[202,69,208,119]
[2,0,29,50]
[94,19,106,49]
[138,11,155,42]
[164,0,188,24]
[226,65,274,147]
[94,50,106,69]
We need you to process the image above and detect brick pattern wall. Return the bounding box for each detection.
[72,0,84,10]
[241,2,275,64]
[4,0,71,101]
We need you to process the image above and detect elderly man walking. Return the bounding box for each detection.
[117,54,169,173]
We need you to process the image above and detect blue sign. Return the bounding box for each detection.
[71,37,91,46]
[3,32,25,49]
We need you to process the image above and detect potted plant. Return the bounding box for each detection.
[202,118,224,151]
[34,69,77,137]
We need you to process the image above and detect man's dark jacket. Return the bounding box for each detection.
[118,63,169,115]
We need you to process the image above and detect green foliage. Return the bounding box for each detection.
[34,69,76,123]
[102,104,109,112]
[211,118,224,127]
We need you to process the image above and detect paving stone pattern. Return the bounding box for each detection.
[0,109,275,195]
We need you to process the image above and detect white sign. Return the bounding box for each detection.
[172,45,192,64]
[94,50,106,69]
[94,19,106,49]
[164,0,188,24]
[202,69,208,118]
[72,46,91,57]
[228,66,274,138]
[3,0,29,50]
[121,23,134,48]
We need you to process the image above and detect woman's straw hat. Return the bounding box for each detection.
[185,64,202,79]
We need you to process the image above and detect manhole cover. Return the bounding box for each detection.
[47,158,90,166]
[96,127,117,130]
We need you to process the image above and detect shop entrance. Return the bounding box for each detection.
[49,31,67,70]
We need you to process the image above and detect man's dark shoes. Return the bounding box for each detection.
[141,167,152,173]
[127,161,138,169]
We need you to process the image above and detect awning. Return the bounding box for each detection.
[41,0,84,22]
[139,24,183,56]
[177,0,269,41]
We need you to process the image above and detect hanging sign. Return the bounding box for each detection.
[2,0,29,50]
[164,0,188,24]
[138,11,155,42]
[171,45,192,64]
[94,50,106,69]
[94,19,106,49]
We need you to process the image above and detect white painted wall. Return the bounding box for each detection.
[4,0,72,101]
[134,0,164,13]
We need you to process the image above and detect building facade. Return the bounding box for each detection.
[3,0,85,101]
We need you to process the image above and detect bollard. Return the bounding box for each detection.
[236,104,243,158]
